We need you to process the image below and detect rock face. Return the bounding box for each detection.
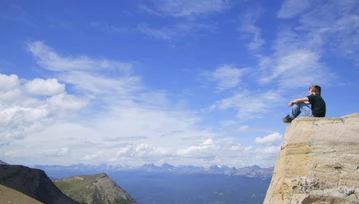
[54,173,137,204]
[264,114,359,204]
[0,164,78,204]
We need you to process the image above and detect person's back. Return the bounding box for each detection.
[307,94,326,117]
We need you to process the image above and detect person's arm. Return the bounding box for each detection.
[288,97,309,106]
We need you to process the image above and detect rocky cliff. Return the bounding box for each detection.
[264,113,359,204]
[0,164,78,204]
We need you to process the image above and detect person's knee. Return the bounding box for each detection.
[292,103,299,108]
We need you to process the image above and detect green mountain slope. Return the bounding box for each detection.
[54,173,136,204]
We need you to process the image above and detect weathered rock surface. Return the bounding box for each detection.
[264,113,359,204]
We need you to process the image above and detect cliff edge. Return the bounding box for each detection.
[264,113,359,204]
[0,164,78,204]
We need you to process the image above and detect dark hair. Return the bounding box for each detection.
[309,85,321,95]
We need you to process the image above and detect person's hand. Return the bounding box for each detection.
[288,101,294,107]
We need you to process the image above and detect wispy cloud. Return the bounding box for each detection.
[239,9,265,52]
[253,0,359,88]
[277,0,311,19]
[296,0,359,59]
[137,0,226,41]
[204,65,248,91]
[138,22,215,40]
[141,0,232,17]
[27,41,141,99]
[212,89,281,119]
[1,41,282,167]
[0,4,37,27]
[276,0,359,60]
[90,22,130,34]
[0,42,218,166]
[258,50,334,87]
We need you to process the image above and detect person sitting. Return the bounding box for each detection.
[283,85,326,123]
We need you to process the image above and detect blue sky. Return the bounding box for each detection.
[1,0,358,168]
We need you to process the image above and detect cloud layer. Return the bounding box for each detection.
[1,41,281,167]
[1,0,358,168]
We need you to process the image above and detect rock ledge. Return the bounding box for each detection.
[264,113,359,204]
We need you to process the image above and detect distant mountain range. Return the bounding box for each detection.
[34,163,273,178]
[1,160,273,203]
[28,162,273,204]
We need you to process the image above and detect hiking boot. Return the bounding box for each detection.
[282,115,293,123]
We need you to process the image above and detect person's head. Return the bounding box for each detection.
[309,85,321,95]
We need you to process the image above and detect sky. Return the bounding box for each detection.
[0,0,358,168]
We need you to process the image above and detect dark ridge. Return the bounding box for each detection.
[0,160,8,165]
[0,164,78,204]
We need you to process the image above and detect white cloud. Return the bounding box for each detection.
[0,74,22,102]
[213,89,281,119]
[0,106,47,143]
[256,146,281,154]
[135,143,170,157]
[43,148,69,156]
[1,41,283,168]
[0,74,19,90]
[277,0,311,19]
[236,125,250,132]
[254,132,282,146]
[177,138,218,157]
[0,73,88,146]
[46,93,87,111]
[175,138,254,166]
[202,138,213,145]
[0,88,22,102]
[24,78,65,96]
[252,146,281,167]
[83,151,105,160]
[116,145,135,157]
[142,0,232,17]
[206,65,247,91]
